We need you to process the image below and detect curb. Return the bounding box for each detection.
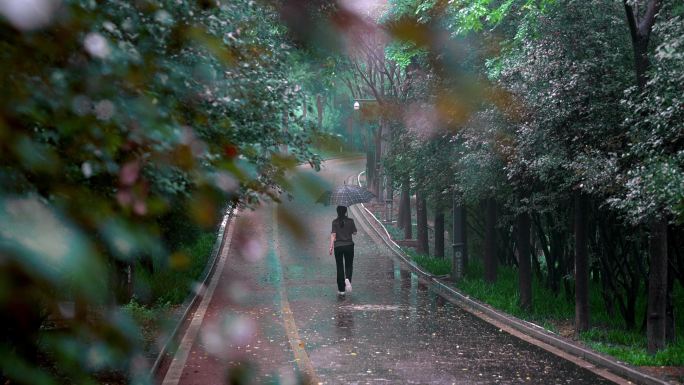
[149,205,235,379]
[351,172,667,385]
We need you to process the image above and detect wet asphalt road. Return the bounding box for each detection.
[170,157,615,385]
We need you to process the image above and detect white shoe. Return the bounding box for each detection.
[338,291,346,296]
[345,279,352,293]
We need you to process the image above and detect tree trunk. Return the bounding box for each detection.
[575,192,590,335]
[666,258,675,343]
[452,195,467,280]
[302,97,307,119]
[316,94,324,130]
[416,192,429,255]
[484,197,497,283]
[403,184,413,240]
[366,146,375,193]
[517,211,532,312]
[373,124,382,197]
[398,181,410,230]
[382,119,392,203]
[462,205,468,268]
[647,217,668,354]
[347,116,353,149]
[632,35,651,89]
[434,210,445,258]
[530,223,542,281]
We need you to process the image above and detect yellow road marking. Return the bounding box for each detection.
[273,205,321,385]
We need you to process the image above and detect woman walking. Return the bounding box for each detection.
[329,205,357,296]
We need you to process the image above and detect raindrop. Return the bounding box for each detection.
[0,0,61,31]
[154,9,173,25]
[81,162,93,178]
[215,172,238,192]
[95,100,115,120]
[84,32,110,59]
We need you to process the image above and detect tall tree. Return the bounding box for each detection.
[623,0,663,88]
[623,0,670,354]
[434,210,445,258]
[575,192,590,334]
[416,192,429,255]
[517,211,532,311]
[484,198,498,283]
[648,219,669,352]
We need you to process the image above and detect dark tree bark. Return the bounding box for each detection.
[347,116,353,149]
[373,122,382,197]
[666,260,675,343]
[367,150,375,195]
[595,214,644,330]
[574,192,590,335]
[434,210,445,258]
[647,218,668,354]
[530,223,543,282]
[667,225,682,342]
[623,0,667,353]
[397,189,405,229]
[316,94,324,130]
[517,211,532,312]
[403,184,413,240]
[452,195,468,280]
[416,192,429,255]
[484,197,498,283]
[533,214,557,293]
[462,206,468,268]
[623,0,662,89]
[398,180,411,231]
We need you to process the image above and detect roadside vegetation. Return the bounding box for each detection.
[384,218,684,367]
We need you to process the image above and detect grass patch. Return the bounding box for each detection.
[454,260,684,366]
[582,326,684,366]
[384,224,450,275]
[136,231,216,305]
[457,261,574,321]
[385,223,404,240]
[124,231,216,353]
[385,223,420,242]
[582,336,684,366]
[122,298,158,325]
[411,253,451,276]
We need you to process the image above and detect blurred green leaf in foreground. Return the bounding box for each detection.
[0,0,321,383]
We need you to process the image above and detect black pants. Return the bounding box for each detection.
[334,244,354,292]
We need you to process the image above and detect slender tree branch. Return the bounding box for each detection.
[638,0,662,37]
[623,0,639,41]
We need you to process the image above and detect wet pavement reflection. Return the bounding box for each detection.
[173,157,616,385]
[274,158,614,384]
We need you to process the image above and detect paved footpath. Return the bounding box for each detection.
[160,157,619,385]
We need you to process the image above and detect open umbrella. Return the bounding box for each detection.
[317,184,375,207]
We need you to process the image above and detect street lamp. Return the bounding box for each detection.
[353,98,381,200]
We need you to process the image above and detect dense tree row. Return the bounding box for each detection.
[371,0,683,353]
